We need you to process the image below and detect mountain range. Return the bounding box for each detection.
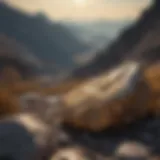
[71,0,160,78]
[60,20,133,49]
[0,2,89,75]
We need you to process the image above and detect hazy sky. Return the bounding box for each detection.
[5,0,152,21]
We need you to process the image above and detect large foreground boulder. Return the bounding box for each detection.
[0,119,36,160]
[62,61,151,131]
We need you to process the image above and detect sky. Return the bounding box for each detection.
[5,0,152,21]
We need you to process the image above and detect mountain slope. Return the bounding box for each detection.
[0,3,89,74]
[0,34,42,81]
[72,0,160,78]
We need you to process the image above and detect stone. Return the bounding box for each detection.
[62,61,150,131]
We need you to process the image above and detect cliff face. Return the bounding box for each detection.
[72,0,160,78]
[0,3,89,74]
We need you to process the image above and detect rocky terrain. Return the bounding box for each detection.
[0,0,159,160]
[0,60,159,160]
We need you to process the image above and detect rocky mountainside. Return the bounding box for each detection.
[0,34,42,80]
[0,3,89,74]
[72,0,160,78]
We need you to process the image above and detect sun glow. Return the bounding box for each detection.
[73,0,87,6]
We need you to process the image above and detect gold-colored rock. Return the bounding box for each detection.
[50,147,85,160]
[62,61,150,131]
[144,62,160,115]
[0,88,20,118]
[149,156,160,160]
[115,141,150,158]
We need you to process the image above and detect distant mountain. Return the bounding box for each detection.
[71,0,160,78]
[0,3,89,75]
[60,20,133,49]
